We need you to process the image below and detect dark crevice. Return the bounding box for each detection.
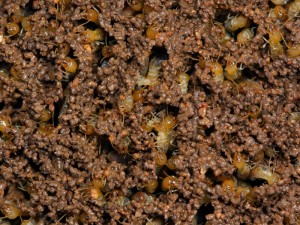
[205,169,217,184]
[290,156,298,166]
[242,67,258,79]
[100,58,110,68]
[201,84,212,96]
[153,93,160,99]
[187,53,199,74]
[151,46,169,60]
[196,203,214,224]
[12,97,23,109]
[169,2,179,9]
[53,100,63,126]
[103,102,113,110]
[0,102,5,110]
[102,213,112,224]
[205,125,215,137]
[248,178,266,187]
[28,158,41,172]
[0,63,11,71]
[107,150,132,164]
[25,0,35,11]
[215,9,233,23]
[55,211,67,223]
[99,135,114,153]
[159,104,180,117]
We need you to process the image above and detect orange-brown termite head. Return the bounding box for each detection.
[268,28,282,45]
[154,150,167,167]
[0,115,11,133]
[269,6,288,21]
[85,8,99,23]
[233,152,250,179]
[225,60,241,81]
[83,28,105,43]
[146,25,160,40]
[145,179,158,193]
[132,89,145,102]
[101,45,114,58]
[222,178,236,193]
[39,109,52,122]
[287,44,300,58]
[5,23,20,36]
[209,61,224,83]
[266,28,284,57]
[61,57,78,73]
[161,176,178,191]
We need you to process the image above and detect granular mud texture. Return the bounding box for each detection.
[0,0,299,224]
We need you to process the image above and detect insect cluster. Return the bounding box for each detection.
[0,0,299,224]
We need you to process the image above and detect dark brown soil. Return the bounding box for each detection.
[0,0,299,224]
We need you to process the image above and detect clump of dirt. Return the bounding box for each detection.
[0,0,299,224]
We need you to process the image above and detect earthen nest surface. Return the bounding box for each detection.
[0,0,299,224]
